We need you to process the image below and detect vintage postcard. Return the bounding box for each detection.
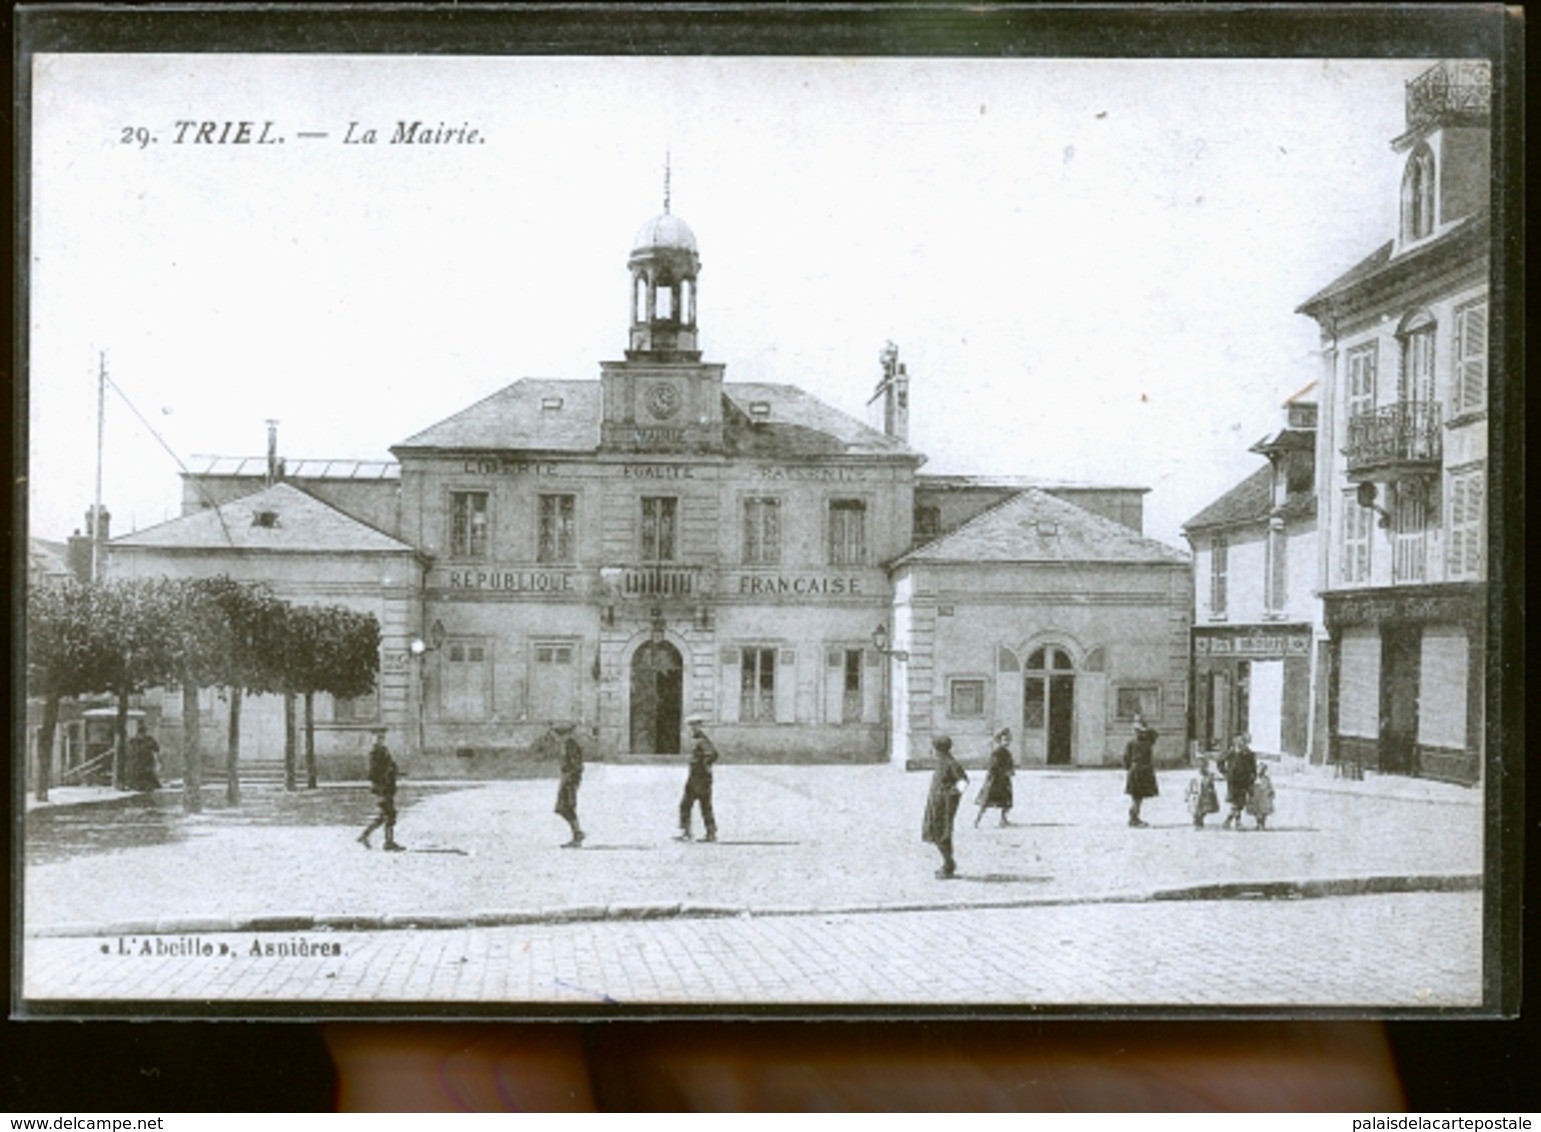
[15,9,1519,1017]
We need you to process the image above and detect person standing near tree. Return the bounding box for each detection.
[125,720,161,793]
[922,734,969,879]
[358,729,404,851]
[550,722,586,848]
[676,714,718,842]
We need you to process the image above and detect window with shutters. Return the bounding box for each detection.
[740,647,777,723]
[742,497,782,565]
[531,640,578,722]
[828,499,867,565]
[640,496,677,562]
[1341,492,1373,585]
[1346,344,1377,419]
[1447,468,1484,581]
[1452,299,1487,417]
[450,491,489,558]
[1209,535,1229,617]
[841,648,863,723]
[537,494,576,564]
[441,639,491,720]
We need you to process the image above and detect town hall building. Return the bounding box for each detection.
[112,198,1191,779]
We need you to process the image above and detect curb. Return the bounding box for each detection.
[29,872,1482,939]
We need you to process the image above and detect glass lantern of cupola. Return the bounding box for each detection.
[627,202,702,363]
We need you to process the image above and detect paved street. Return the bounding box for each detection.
[24,892,1481,1008]
[20,764,1486,1008]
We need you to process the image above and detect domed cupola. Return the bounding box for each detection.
[627,177,701,362]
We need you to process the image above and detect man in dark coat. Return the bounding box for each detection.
[550,723,586,848]
[1221,732,1258,830]
[975,726,1016,827]
[1123,716,1159,827]
[676,714,718,842]
[358,730,403,851]
[922,734,969,878]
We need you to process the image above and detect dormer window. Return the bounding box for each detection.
[252,509,280,529]
[1400,143,1436,242]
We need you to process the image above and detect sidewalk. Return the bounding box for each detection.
[23,764,1484,937]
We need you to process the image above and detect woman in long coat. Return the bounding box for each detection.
[1123,716,1159,827]
[975,727,1016,827]
[922,734,969,879]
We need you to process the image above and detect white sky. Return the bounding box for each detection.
[28,55,1433,547]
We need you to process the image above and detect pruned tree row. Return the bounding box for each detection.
[26,577,381,809]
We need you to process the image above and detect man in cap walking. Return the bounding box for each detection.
[676,714,718,842]
[549,722,586,848]
[358,729,404,851]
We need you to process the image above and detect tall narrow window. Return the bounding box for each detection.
[1448,469,1484,581]
[450,491,489,558]
[1391,486,1428,584]
[1341,491,1373,585]
[538,494,576,564]
[740,647,776,723]
[842,648,863,724]
[828,499,867,565]
[1453,299,1488,416]
[1400,319,1436,406]
[1265,522,1288,614]
[742,497,781,565]
[1209,535,1229,617]
[1346,344,1378,419]
[1401,144,1436,242]
[640,497,677,562]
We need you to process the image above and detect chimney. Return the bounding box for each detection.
[69,507,110,582]
[265,419,280,487]
[871,341,910,444]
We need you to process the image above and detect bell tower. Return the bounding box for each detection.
[602,172,724,453]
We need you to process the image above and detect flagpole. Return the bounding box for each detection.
[92,351,105,582]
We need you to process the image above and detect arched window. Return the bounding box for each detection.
[1397,310,1437,406]
[633,276,647,323]
[1400,144,1436,242]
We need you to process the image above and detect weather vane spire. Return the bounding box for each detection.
[664,149,672,214]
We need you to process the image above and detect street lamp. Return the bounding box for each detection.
[408,620,446,756]
[871,622,908,662]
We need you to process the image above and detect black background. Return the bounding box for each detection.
[6,3,1532,1112]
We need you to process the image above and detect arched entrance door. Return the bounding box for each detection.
[1025,646,1075,766]
[630,640,683,755]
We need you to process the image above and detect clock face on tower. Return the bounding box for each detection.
[645,382,682,420]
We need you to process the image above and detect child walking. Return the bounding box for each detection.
[1246,762,1276,830]
[1186,756,1221,829]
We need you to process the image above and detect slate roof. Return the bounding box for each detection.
[1296,212,1487,318]
[916,474,1148,493]
[111,483,413,554]
[1182,466,1273,533]
[395,377,918,460]
[398,379,602,451]
[895,488,1188,567]
[721,382,917,459]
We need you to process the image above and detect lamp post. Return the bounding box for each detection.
[408,619,447,756]
[872,623,909,765]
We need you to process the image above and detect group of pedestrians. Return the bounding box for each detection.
[357,714,1278,872]
[357,715,723,852]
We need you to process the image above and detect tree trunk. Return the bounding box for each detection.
[182,682,203,813]
[35,693,60,802]
[304,691,318,789]
[114,689,131,791]
[226,687,242,805]
[283,693,297,792]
